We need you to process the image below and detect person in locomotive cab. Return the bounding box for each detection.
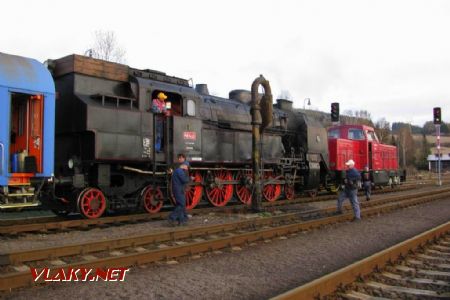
[168,161,190,226]
[361,165,371,201]
[336,159,362,221]
[152,92,168,152]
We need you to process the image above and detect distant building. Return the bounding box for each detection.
[428,147,450,172]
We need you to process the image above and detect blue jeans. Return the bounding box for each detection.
[155,118,164,152]
[168,191,188,224]
[363,181,371,200]
[337,189,361,219]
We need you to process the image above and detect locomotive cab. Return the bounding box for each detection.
[150,90,183,154]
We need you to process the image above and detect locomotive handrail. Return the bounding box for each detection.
[122,166,166,175]
[0,142,4,175]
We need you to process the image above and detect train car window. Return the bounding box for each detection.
[367,131,379,142]
[328,129,340,138]
[348,129,364,140]
[187,99,196,116]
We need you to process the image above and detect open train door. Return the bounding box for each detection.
[9,94,44,177]
[5,93,45,208]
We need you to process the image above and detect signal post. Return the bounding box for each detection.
[433,107,442,186]
[331,102,340,125]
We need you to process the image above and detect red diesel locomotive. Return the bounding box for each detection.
[328,124,401,187]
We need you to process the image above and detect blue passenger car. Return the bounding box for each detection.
[0,52,55,209]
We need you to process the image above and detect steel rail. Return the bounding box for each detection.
[273,221,450,300]
[0,183,444,235]
[0,188,449,291]
[2,187,448,266]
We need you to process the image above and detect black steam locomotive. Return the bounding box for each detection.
[0,52,336,218]
[40,55,329,218]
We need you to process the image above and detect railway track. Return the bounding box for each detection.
[1,186,449,291]
[274,221,450,300]
[0,181,442,235]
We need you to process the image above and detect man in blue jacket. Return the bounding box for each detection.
[336,159,362,221]
[168,161,190,226]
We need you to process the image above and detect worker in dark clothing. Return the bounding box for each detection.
[168,161,190,226]
[336,159,362,221]
[361,165,371,201]
[167,153,187,178]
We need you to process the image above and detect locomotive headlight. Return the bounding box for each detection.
[68,158,74,169]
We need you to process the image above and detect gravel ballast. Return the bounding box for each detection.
[3,196,450,300]
[0,186,433,253]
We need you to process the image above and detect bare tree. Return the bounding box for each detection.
[398,125,415,168]
[85,30,126,63]
[415,133,431,170]
[374,118,391,143]
[343,109,354,117]
[341,109,373,126]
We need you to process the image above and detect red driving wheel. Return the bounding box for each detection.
[141,186,164,214]
[284,184,295,200]
[205,170,233,207]
[78,187,107,219]
[185,171,203,210]
[263,175,281,202]
[235,170,252,205]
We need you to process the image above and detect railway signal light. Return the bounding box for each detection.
[331,102,340,122]
[433,107,442,124]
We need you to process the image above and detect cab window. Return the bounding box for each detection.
[367,131,379,142]
[328,129,340,138]
[348,128,364,140]
[187,99,196,116]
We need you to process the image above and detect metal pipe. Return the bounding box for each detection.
[250,75,272,212]
[190,167,274,172]
[26,99,30,155]
[152,113,157,189]
[436,124,442,186]
[123,166,166,175]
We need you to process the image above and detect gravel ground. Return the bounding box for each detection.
[3,194,450,300]
[0,204,328,253]
[0,185,433,253]
[0,211,248,253]
[0,205,324,253]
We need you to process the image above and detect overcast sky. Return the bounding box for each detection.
[1,0,449,126]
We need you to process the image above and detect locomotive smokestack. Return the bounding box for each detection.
[195,84,209,95]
